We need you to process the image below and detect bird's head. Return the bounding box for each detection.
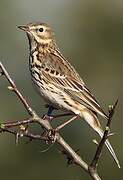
[18,22,54,45]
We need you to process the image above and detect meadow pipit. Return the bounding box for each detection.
[18,22,120,168]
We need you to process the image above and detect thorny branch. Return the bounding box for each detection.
[0,62,119,180]
[88,100,118,179]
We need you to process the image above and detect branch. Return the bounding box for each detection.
[0,125,47,141]
[0,62,34,116]
[0,62,119,180]
[88,100,118,178]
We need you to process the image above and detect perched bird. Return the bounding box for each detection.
[18,22,120,168]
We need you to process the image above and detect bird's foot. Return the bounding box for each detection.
[42,114,54,121]
[42,128,57,144]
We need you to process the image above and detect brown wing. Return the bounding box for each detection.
[40,49,108,118]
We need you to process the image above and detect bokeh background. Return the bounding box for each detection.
[0,0,123,179]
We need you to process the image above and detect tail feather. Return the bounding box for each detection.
[81,109,120,168]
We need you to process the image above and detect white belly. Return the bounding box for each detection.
[31,76,82,115]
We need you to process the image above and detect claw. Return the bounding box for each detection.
[42,114,54,121]
[42,129,57,144]
[47,129,57,143]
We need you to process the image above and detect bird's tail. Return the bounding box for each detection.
[80,109,120,168]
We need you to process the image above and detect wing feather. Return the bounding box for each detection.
[40,50,108,118]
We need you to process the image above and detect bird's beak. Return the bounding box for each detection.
[18,25,29,32]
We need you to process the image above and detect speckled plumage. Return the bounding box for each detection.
[18,22,120,168]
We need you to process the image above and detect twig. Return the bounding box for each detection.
[88,100,118,178]
[0,126,47,141]
[0,62,34,116]
[2,118,34,128]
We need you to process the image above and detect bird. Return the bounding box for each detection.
[18,22,120,168]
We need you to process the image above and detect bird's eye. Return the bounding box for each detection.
[39,27,44,32]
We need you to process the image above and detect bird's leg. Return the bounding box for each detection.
[44,104,73,121]
[43,105,55,121]
[43,106,78,142]
[47,106,54,116]
[55,115,79,131]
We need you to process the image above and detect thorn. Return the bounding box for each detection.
[93,139,99,145]
[108,100,118,114]
[108,132,115,137]
[7,86,14,91]
[105,126,110,131]
[108,105,114,111]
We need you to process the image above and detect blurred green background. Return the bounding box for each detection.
[0,0,123,179]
